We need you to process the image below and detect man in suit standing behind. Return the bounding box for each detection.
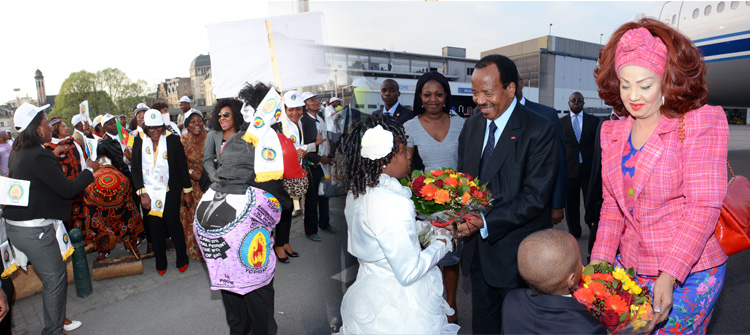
[560,92,599,238]
[456,55,558,334]
[517,76,567,225]
[371,79,414,124]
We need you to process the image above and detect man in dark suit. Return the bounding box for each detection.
[456,55,558,334]
[560,92,600,238]
[516,76,567,225]
[371,79,414,124]
[300,93,338,241]
[99,114,131,177]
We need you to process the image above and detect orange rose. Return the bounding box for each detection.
[444,177,458,188]
[461,192,471,205]
[421,184,437,201]
[573,287,595,305]
[431,170,445,177]
[434,189,451,204]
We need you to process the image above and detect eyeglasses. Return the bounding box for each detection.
[218,112,232,118]
[569,99,584,103]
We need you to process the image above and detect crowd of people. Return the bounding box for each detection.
[0,17,734,335]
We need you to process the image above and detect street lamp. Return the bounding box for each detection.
[600,33,604,45]
[549,23,553,36]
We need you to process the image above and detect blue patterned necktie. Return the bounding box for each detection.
[479,121,498,176]
[573,114,582,163]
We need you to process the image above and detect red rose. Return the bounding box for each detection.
[412,178,426,196]
[601,310,621,330]
[433,179,444,188]
[617,289,635,306]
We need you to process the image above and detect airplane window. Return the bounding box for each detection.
[718,2,725,12]
[705,5,712,15]
[693,8,699,18]
[731,1,739,9]
[672,14,677,24]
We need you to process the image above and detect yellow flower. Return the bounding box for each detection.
[469,181,477,187]
[630,285,642,295]
[450,173,458,178]
[424,178,434,184]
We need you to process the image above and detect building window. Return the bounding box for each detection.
[0,122,4,127]
[467,68,474,75]
[718,2,725,12]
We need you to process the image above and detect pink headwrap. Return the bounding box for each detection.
[615,27,668,78]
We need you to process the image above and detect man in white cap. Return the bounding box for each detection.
[98,114,131,176]
[300,92,338,241]
[177,96,191,133]
[324,97,342,134]
[71,114,88,145]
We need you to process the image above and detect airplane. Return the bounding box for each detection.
[641,1,750,109]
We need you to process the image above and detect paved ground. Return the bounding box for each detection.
[11,124,750,335]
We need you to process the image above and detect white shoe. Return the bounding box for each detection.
[64,320,82,332]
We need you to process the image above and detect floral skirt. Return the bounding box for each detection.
[616,255,726,334]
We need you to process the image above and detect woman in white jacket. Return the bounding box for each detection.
[337,116,459,334]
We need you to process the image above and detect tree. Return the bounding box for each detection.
[51,68,151,123]
[51,70,117,123]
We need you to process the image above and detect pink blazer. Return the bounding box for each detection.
[591,105,728,283]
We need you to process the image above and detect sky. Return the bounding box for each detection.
[0,0,653,104]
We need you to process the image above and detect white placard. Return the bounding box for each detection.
[79,100,90,122]
[206,11,328,98]
[0,176,30,207]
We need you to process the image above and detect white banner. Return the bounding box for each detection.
[0,176,30,207]
[206,12,329,98]
[79,100,90,122]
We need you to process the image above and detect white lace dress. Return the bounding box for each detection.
[339,174,459,334]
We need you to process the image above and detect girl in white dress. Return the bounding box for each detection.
[337,116,459,334]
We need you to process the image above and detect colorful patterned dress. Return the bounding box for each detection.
[83,165,144,252]
[180,131,207,261]
[44,137,87,232]
[621,136,725,334]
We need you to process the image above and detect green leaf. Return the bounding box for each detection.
[411,170,424,179]
[400,178,409,186]
[583,265,595,276]
[626,268,635,278]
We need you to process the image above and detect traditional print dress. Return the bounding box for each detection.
[181,130,207,261]
[44,137,87,232]
[83,165,144,252]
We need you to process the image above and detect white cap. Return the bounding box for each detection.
[13,102,49,132]
[183,109,203,126]
[144,109,164,127]
[284,91,305,108]
[71,114,85,126]
[301,92,317,102]
[100,114,116,127]
[93,115,104,128]
[134,103,149,113]
[329,97,342,103]
[179,96,191,103]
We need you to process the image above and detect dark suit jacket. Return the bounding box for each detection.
[131,134,192,202]
[502,289,606,335]
[301,112,323,165]
[99,134,130,176]
[584,121,605,225]
[523,99,567,209]
[560,112,599,178]
[457,103,558,288]
[371,103,414,125]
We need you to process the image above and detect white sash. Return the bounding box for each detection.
[142,136,169,217]
[1,219,73,277]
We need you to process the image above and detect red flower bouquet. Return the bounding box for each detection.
[401,168,492,248]
[573,262,654,334]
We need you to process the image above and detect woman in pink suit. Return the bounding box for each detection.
[591,18,728,334]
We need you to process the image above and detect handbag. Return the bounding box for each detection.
[680,116,750,255]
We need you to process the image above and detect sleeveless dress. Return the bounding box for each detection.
[339,174,459,334]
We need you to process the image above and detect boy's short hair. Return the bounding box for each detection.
[518,229,580,294]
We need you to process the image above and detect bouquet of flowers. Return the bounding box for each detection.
[573,262,654,334]
[401,168,492,248]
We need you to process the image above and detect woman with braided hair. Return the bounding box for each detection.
[337,115,458,334]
